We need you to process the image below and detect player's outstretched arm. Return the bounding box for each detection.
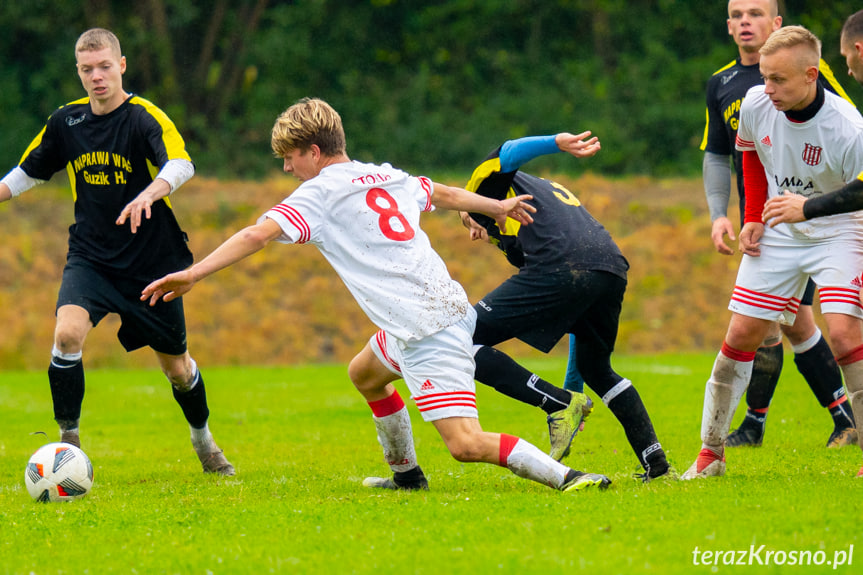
[556,131,601,159]
[141,218,283,305]
[431,183,535,233]
[762,191,806,226]
[764,180,863,224]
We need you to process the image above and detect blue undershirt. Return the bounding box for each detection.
[499,135,559,172]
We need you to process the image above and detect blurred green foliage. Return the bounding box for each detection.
[0,1,860,179]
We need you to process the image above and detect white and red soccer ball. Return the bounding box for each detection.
[24,443,93,502]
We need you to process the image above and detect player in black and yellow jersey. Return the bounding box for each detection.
[701,0,856,449]
[461,133,673,482]
[0,28,234,475]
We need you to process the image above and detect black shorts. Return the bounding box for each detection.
[56,255,188,355]
[472,269,626,354]
[801,278,816,306]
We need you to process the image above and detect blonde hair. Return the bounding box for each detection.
[75,28,122,59]
[760,25,821,65]
[271,98,346,158]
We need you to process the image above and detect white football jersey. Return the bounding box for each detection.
[736,85,863,241]
[260,160,469,341]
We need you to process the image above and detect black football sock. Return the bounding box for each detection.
[829,400,856,429]
[172,370,210,429]
[473,346,570,414]
[747,342,783,412]
[604,384,667,475]
[48,355,85,426]
[736,408,768,432]
[794,335,846,411]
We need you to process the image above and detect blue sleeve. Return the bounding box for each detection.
[499,135,559,172]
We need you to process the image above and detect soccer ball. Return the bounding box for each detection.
[24,442,94,502]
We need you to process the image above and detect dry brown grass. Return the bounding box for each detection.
[1,173,764,370]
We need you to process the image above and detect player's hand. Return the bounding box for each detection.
[710,216,736,255]
[762,191,806,226]
[117,186,165,233]
[738,222,764,257]
[459,212,489,242]
[556,131,601,158]
[141,270,196,305]
[496,194,535,233]
[116,180,171,233]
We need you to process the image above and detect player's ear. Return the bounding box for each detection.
[119,55,126,75]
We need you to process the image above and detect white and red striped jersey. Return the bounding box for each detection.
[736,85,863,242]
[260,160,469,342]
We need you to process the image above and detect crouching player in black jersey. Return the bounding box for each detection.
[460,133,673,482]
[0,28,234,475]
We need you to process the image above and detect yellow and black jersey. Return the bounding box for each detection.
[465,147,628,279]
[700,57,853,214]
[19,95,193,278]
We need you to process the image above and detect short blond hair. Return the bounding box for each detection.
[271,98,346,158]
[760,25,821,65]
[75,28,122,59]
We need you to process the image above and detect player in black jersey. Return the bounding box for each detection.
[0,28,234,475]
[700,0,856,449]
[461,133,673,482]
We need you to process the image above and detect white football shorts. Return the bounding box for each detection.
[369,307,479,422]
[730,237,863,324]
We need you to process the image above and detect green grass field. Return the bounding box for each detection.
[1,353,860,574]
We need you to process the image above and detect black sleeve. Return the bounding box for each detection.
[803,179,863,219]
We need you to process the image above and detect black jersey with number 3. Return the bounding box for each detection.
[466,147,628,278]
[19,95,193,279]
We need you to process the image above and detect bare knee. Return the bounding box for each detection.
[434,419,495,463]
[445,436,485,462]
[824,315,863,358]
[781,307,816,345]
[158,354,194,389]
[726,315,773,351]
[348,345,396,395]
[53,326,85,354]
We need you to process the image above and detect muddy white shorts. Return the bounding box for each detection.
[369,307,479,422]
[729,237,863,324]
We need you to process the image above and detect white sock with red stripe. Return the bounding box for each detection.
[498,433,569,488]
[368,391,418,473]
[836,345,863,458]
[700,344,755,455]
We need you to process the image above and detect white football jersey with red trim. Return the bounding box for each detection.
[736,85,863,241]
[261,160,468,341]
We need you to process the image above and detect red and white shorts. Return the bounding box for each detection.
[369,307,479,422]
[730,237,863,324]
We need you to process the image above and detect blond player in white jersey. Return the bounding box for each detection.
[142,97,613,493]
[682,26,863,480]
